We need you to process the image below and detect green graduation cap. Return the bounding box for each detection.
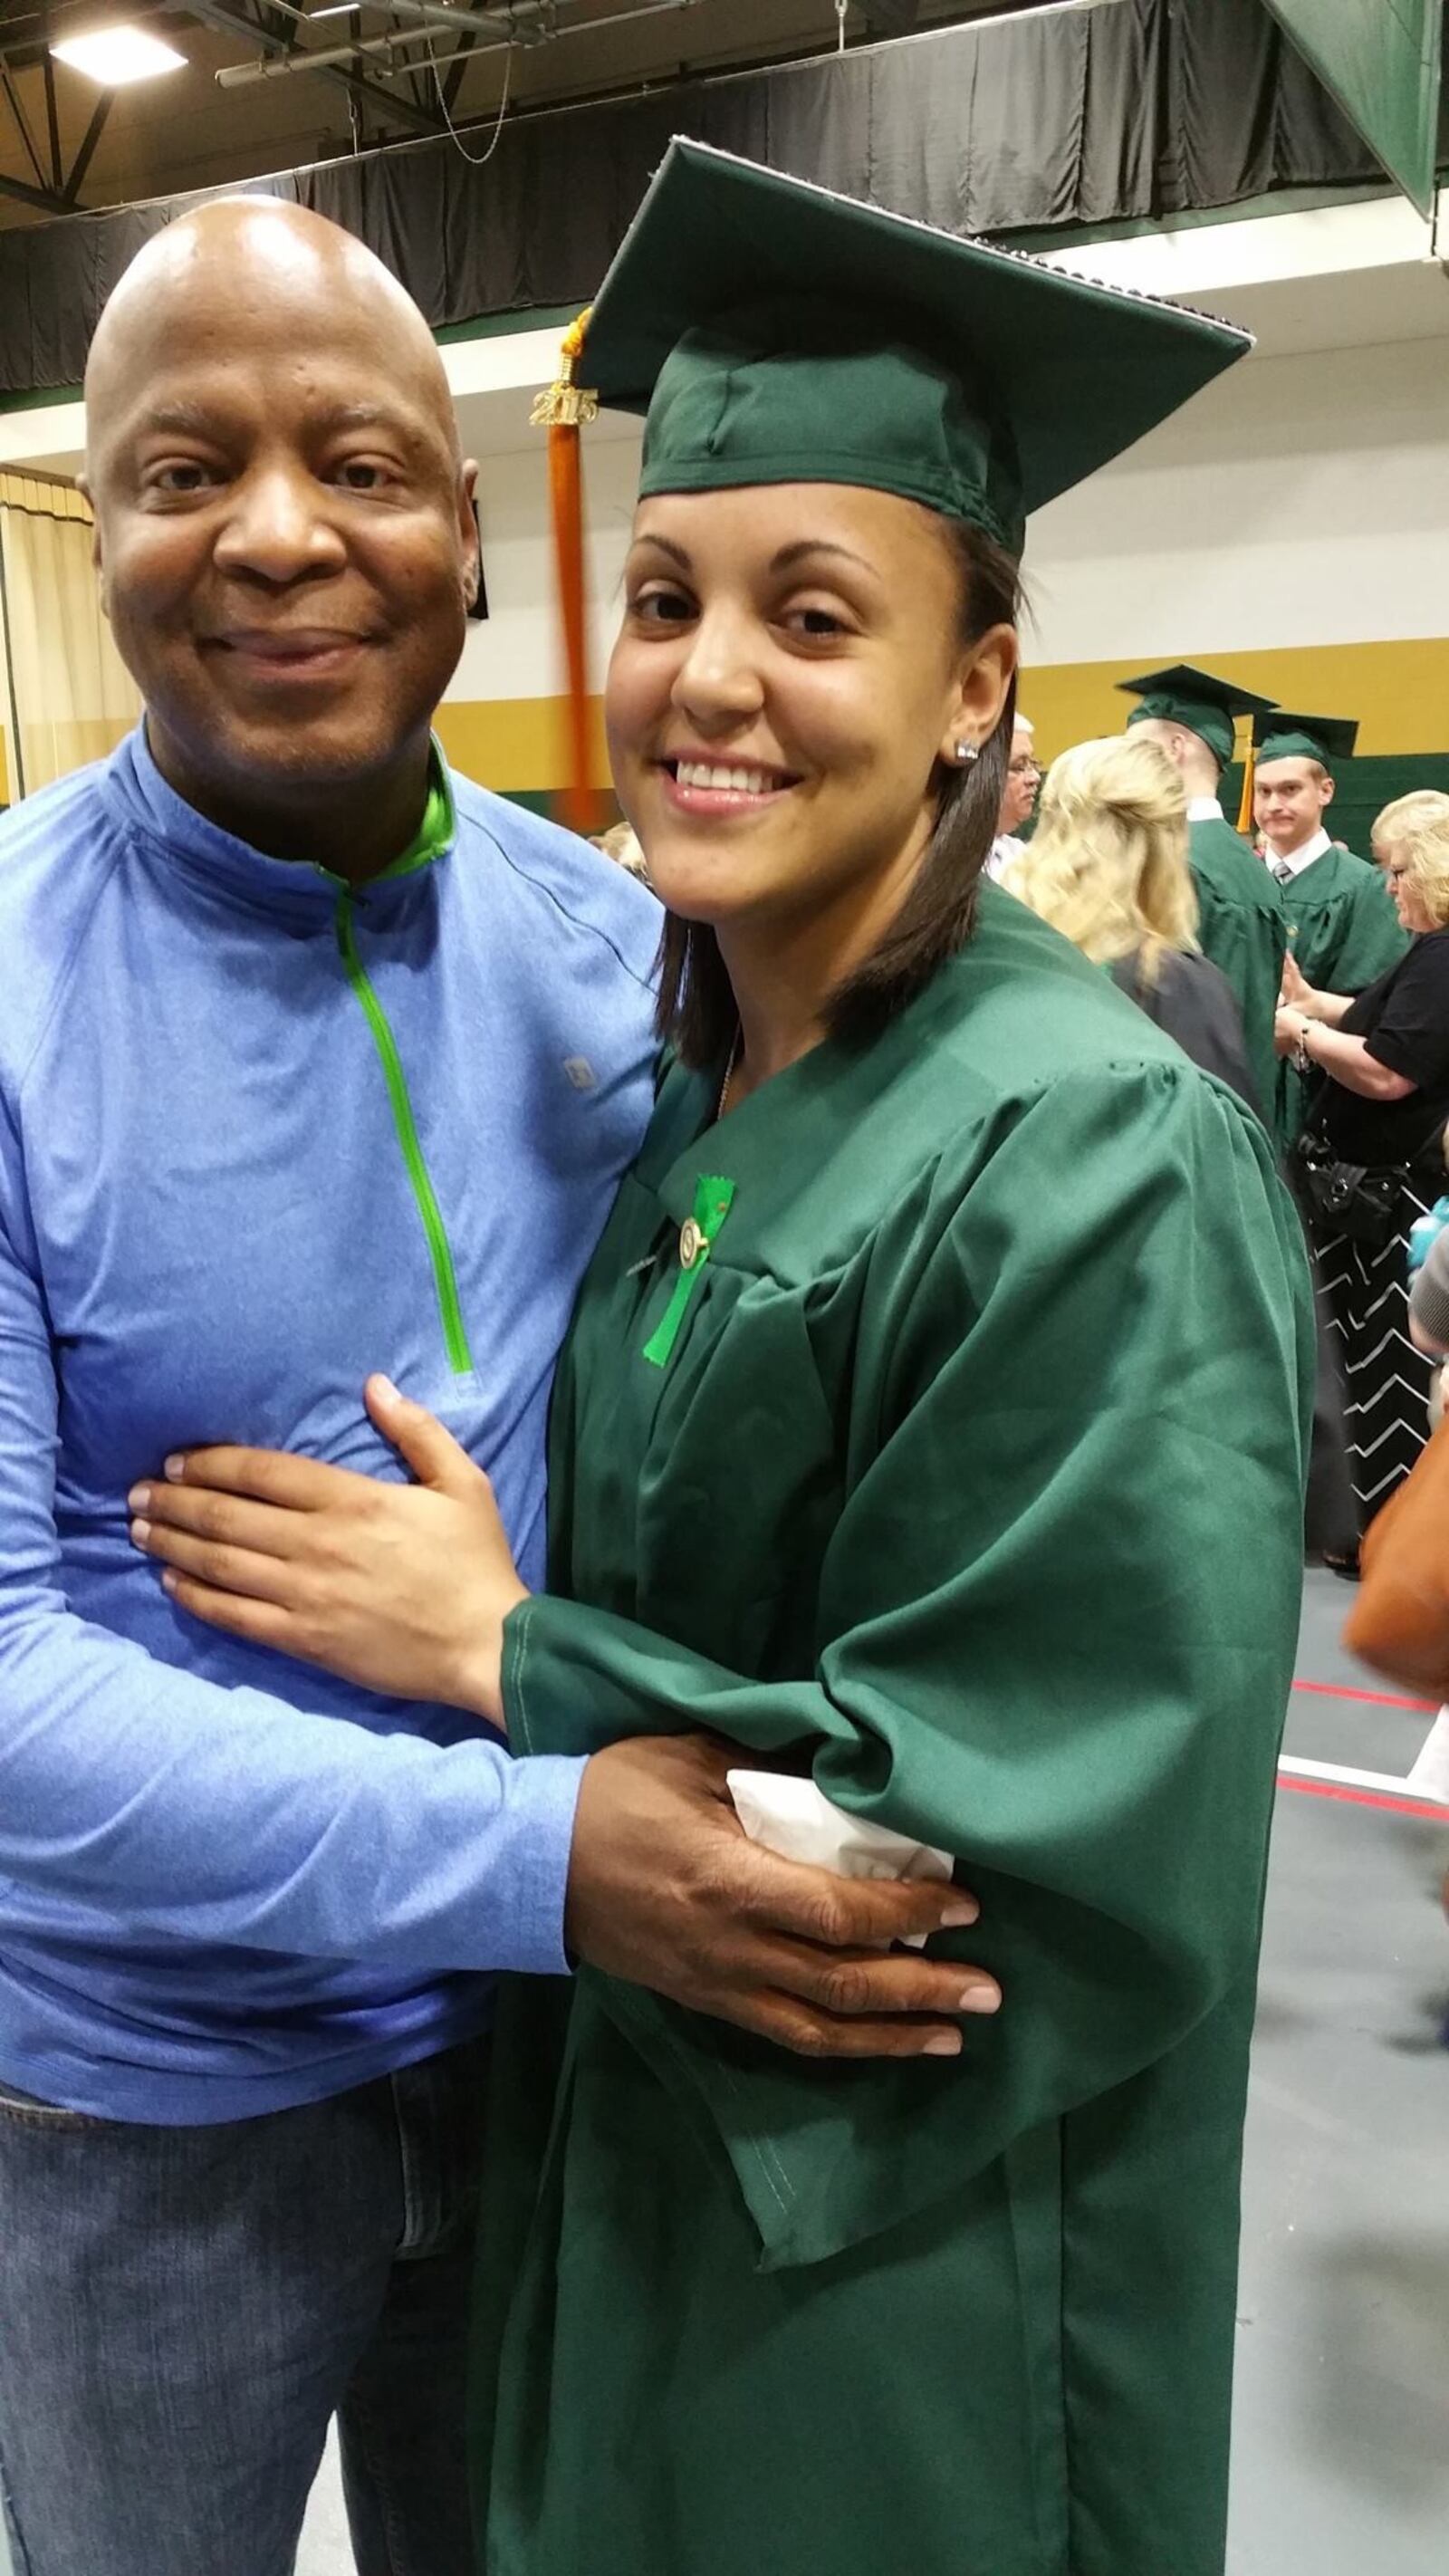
[1118,666,1280,774]
[569,138,1252,558]
[536,139,1252,825]
[1252,710,1359,770]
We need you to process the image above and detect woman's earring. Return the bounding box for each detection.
[955,741,980,764]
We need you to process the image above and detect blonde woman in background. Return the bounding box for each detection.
[1370,788,1449,871]
[1005,733,1258,1109]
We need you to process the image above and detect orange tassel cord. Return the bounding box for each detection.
[532,309,599,839]
[1235,741,1257,837]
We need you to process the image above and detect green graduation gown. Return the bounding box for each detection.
[471,889,1313,2576]
[1275,845,1408,1146]
[1187,813,1288,1135]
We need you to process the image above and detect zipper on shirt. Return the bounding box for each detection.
[334,888,475,1377]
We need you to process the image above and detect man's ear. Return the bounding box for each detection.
[79,484,110,614]
[458,460,482,614]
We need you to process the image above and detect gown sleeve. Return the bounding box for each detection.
[1189,850,1286,1130]
[1331,874,1410,994]
[503,1061,1313,2266]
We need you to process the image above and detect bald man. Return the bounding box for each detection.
[0,203,975,2576]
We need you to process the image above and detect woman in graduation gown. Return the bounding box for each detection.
[129,147,1313,2576]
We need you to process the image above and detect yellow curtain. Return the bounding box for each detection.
[0,472,139,803]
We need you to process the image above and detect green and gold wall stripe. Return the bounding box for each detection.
[432,644,1449,839]
[7,646,1446,829]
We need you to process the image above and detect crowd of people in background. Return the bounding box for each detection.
[1009,696,1449,1576]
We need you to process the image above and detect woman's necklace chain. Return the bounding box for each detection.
[717,1029,742,1122]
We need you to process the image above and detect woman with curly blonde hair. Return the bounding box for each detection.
[1005,733,1258,1107]
[1370,787,1449,871]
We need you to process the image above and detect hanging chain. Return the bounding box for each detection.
[426,26,513,168]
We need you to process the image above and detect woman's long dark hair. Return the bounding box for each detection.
[653,518,1023,1068]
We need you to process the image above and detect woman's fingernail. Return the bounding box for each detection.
[163,1455,184,1481]
[127,1485,150,1512]
[960,1985,1003,2015]
[371,1374,399,1400]
[161,1570,178,1595]
[924,2032,963,2056]
[939,1898,979,1927]
[130,1518,151,1547]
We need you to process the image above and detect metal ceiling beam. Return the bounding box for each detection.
[1,64,49,189]
[442,19,484,111]
[0,45,129,215]
[62,88,113,206]
[858,1,922,28]
[217,0,706,96]
[42,49,62,189]
[161,0,451,136]
[0,167,69,215]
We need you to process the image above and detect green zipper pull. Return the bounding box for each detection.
[643,1175,735,1370]
[335,888,475,1377]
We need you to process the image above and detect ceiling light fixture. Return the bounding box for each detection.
[50,25,188,86]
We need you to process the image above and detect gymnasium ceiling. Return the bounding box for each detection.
[0,0,1041,231]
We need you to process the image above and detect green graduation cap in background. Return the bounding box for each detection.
[1252,710,1360,770]
[535,139,1253,824]
[1118,665,1279,774]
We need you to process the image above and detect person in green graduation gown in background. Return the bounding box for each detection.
[128,146,1314,2576]
[1253,710,1407,1148]
[1118,665,1288,1128]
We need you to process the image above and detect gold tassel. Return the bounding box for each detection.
[1236,741,1257,837]
[531,310,599,839]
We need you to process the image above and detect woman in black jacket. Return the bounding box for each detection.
[1276,800,1449,1538]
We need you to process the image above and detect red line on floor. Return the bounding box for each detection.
[1291,1677,1437,1714]
[1276,1773,1447,1821]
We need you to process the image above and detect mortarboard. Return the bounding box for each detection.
[1252,711,1359,770]
[536,141,1253,830]
[1118,665,1279,775]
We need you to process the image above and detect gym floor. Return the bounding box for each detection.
[1224,1569,1448,2573]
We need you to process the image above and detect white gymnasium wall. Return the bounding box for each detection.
[1022,333,1449,662]
[453,431,642,712]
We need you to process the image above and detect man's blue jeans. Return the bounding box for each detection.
[0,2033,490,2576]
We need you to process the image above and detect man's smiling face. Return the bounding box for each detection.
[82,202,479,834]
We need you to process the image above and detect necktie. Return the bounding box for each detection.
[1273,860,1294,885]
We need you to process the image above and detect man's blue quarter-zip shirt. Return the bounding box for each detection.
[0,727,659,2122]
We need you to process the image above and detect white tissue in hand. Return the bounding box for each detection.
[1407,1705,1449,1806]
[726,1770,954,1948]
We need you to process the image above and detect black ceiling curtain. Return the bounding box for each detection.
[0,0,1377,399]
